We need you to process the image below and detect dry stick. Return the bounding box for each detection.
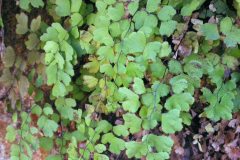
[173,15,193,59]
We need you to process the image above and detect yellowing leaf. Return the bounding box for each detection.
[83,75,98,88]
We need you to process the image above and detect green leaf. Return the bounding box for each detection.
[2,47,16,68]
[161,109,183,133]
[43,105,53,115]
[46,155,62,160]
[202,86,235,121]
[157,6,176,21]
[104,0,116,5]
[170,76,188,93]
[159,42,172,58]
[224,28,240,47]
[168,60,183,74]
[19,0,30,10]
[128,1,139,15]
[55,0,71,17]
[152,82,170,97]
[6,125,16,142]
[16,12,28,35]
[165,93,194,111]
[97,46,115,63]
[25,33,40,50]
[146,134,173,153]
[71,0,82,13]
[146,0,161,13]
[95,144,106,153]
[159,20,177,37]
[113,125,129,137]
[95,120,112,133]
[123,113,142,134]
[107,3,125,21]
[52,81,66,97]
[93,27,114,46]
[125,141,148,158]
[181,0,206,16]
[147,152,169,160]
[83,75,98,88]
[39,137,53,151]
[123,31,146,53]
[150,61,167,78]
[143,42,161,61]
[30,16,41,32]
[37,116,58,137]
[119,87,140,112]
[31,0,44,8]
[46,62,57,85]
[133,78,146,94]
[200,23,220,40]
[31,104,42,116]
[101,133,125,154]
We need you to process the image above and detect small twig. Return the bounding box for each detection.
[173,15,193,59]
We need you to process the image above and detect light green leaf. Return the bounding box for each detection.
[95,144,106,153]
[165,93,194,111]
[170,77,188,93]
[55,0,71,17]
[71,0,82,13]
[157,6,176,21]
[159,20,177,37]
[123,31,146,53]
[159,42,172,58]
[146,134,173,153]
[143,42,161,61]
[37,116,58,137]
[220,17,233,34]
[128,1,139,15]
[133,78,146,94]
[97,46,115,63]
[95,120,112,134]
[107,3,125,21]
[200,23,220,40]
[52,81,66,97]
[181,0,206,16]
[19,0,30,10]
[30,0,44,8]
[101,133,125,154]
[123,113,142,134]
[43,105,53,115]
[146,0,161,13]
[125,141,148,158]
[161,109,183,133]
[113,125,129,137]
[6,125,16,142]
[119,87,140,112]
[168,60,183,74]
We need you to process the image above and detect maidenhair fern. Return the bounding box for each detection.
[1,0,240,160]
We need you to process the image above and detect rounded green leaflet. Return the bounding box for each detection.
[107,3,125,21]
[161,109,183,134]
[159,20,177,37]
[146,0,161,13]
[123,31,146,53]
[157,5,176,21]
